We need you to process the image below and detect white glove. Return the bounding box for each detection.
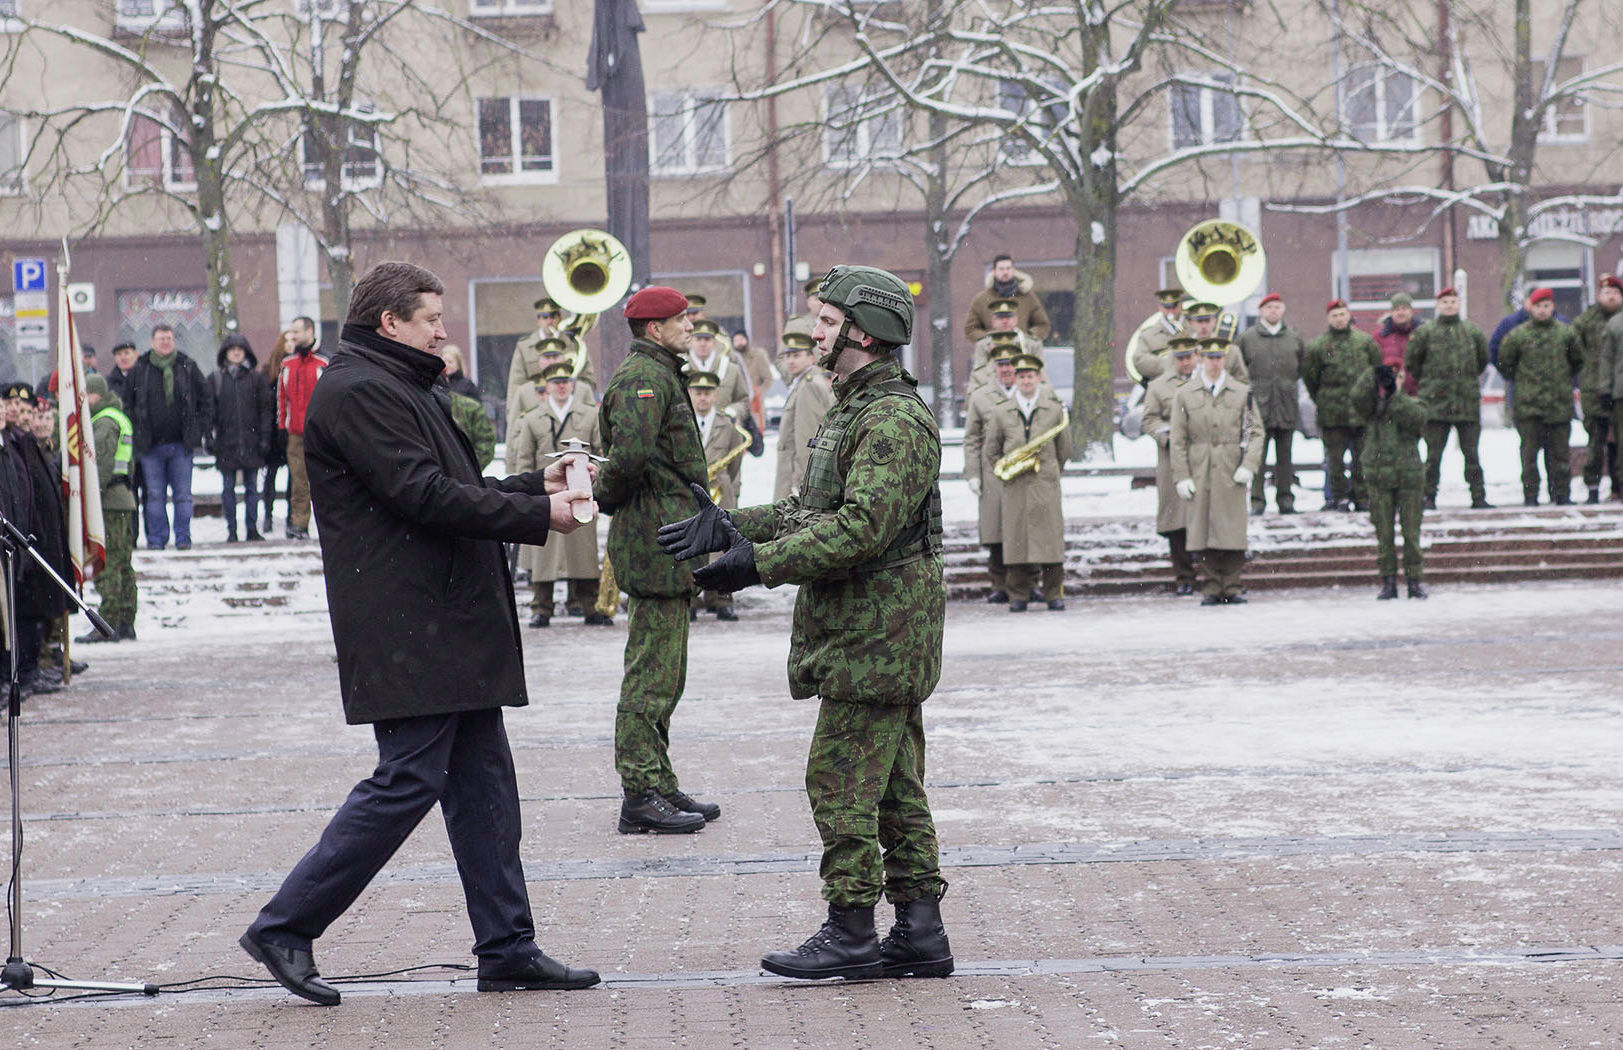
[1176,479,1196,500]
[967,477,981,496]
[1233,467,1254,486]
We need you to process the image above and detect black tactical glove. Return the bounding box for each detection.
[693,516,762,593]
[1375,364,1397,398]
[657,482,734,562]
[1602,394,1615,415]
[743,413,765,456]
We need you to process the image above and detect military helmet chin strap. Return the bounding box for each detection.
[818,317,862,373]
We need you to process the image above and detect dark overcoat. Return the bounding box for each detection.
[209,345,275,472]
[304,325,558,725]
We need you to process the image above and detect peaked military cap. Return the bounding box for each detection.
[537,336,569,356]
[1186,301,1221,318]
[1167,335,1199,356]
[533,297,561,313]
[1198,338,1232,357]
[4,381,36,404]
[781,331,817,354]
[989,298,1019,315]
[692,319,720,337]
[686,370,721,389]
[1011,353,1044,372]
[987,330,1024,345]
[1154,287,1183,305]
[540,361,575,383]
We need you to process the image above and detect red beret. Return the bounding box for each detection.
[623,285,689,321]
[1259,293,1282,307]
[1599,274,1623,292]
[1437,286,1458,298]
[1326,298,1347,312]
[1527,287,1554,304]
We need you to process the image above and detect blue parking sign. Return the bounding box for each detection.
[12,258,46,293]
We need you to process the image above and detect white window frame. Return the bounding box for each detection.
[1169,72,1244,150]
[650,90,729,176]
[997,78,1068,166]
[640,0,728,11]
[1336,246,1439,318]
[467,0,552,17]
[1533,56,1588,144]
[0,111,24,195]
[476,95,558,185]
[1342,62,1420,144]
[0,0,20,30]
[124,114,196,193]
[822,84,904,169]
[115,0,187,32]
[300,106,382,190]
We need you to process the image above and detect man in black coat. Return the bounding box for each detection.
[240,262,600,1006]
[2,383,73,695]
[125,324,214,550]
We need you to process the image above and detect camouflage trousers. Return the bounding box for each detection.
[95,510,138,629]
[614,595,690,796]
[807,699,944,908]
[1322,426,1367,505]
[1515,420,1572,502]
[1368,485,1424,578]
[1580,413,1618,493]
[1423,420,1485,504]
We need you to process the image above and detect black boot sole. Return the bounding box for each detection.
[761,956,884,980]
[881,955,955,978]
[617,817,705,834]
[477,973,601,992]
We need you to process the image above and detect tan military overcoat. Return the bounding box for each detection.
[1142,368,1195,535]
[984,390,1073,563]
[507,398,602,581]
[774,367,834,500]
[1171,375,1264,551]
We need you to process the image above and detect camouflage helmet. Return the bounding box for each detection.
[815,266,913,346]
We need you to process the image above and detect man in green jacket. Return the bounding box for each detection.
[1571,274,1622,502]
[76,374,138,642]
[660,265,952,982]
[1303,299,1382,511]
[1499,287,1583,505]
[1234,292,1305,514]
[1404,287,1491,509]
[596,285,716,835]
[1355,365,1429,600]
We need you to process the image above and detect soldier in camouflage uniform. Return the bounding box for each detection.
[1404,287,1491,509]
[596,286,716,835]
[1354,365,1429,600]
[1498,287,1583,506]
[77,374,138,642]
[1304,299,1383,510]
[1571,275,1622,502]
[448,390,495,472]
[659,265,952,982]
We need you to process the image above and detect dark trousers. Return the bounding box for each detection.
[1198,548,1246,597]
[248,708,535,964]
[1581,413,1618,493]
[1515,420,1572,502]
[219,468,261,537]
[1163,528,1197,587]
[1321,426,1365,505]
[984,543,1006,591]
[1007,562,1063,601]
[1250,427,1295,511]
[1423,420,1485,503]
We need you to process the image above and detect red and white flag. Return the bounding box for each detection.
[56,265,105,583]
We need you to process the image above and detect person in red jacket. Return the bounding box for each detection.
[1374,292,1421,395]
[278,316,328,540]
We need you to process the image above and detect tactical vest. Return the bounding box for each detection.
[93,404,134,476]
[790,373,943,578]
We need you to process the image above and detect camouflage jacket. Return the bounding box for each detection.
[1572,305,1621,409]
[1302,326,1382,429]
[597,338,708,598]
[1404,315,1488,423]
[1498,319,1582,424]
[448,391,495,471]
[1352,369,1427,490]
[1602,311,1623,401]
[732,356,944,706]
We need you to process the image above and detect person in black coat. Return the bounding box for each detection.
[125,325,215,550]
[208,334,274,542]
[240,262,600,1006]
[2,383,73,696]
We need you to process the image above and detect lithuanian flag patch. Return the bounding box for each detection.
[635,388,656,398]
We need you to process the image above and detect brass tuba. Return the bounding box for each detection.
[1175,219,1266,340]
[542,228,633,375]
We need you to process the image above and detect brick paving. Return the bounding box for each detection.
[1,578,1620,1047]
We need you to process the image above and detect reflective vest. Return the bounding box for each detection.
[93,404,134,476]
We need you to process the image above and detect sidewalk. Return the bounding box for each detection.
[2,579,1621,1047]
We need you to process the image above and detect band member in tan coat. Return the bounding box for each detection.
[1172,339,1265,605]
[962,346,1019,602]
[985,354,1072,611]
[773,328,833,500]
[507,361,605,626]
[689,369,752,621]
[507,298,594,431]
[1141,336,1201,595]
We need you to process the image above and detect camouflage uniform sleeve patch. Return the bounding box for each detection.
[870,435,898,464]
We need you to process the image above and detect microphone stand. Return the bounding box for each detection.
[0,512,155,997]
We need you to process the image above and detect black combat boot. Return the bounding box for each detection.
[879,895,954,978]
[1377,575,1398,600]
[663,789,720,822]
[761,904,883,981]
[618,789,705,834]
[1406,576,1428,600]
[985,589,1008,604]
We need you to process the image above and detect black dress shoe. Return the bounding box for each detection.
[583,612,614,626]
[618,789,705,834]
[75,629,118,644]
[1046,599,1066,611]
[239,930,340,1006]
[714,606,739,621]
[664,789,721,821]
[1224,594,1248,604]
[1007,599,1028,612]
[528,611,550,628]
[477,949,600,992]
[985,589,1008,604]
[246,530,265,541]
[1471,498,1495,509]
[1174,581,1194,596]
[1200,595,1223,606]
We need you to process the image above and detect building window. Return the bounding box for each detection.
[0,0,18,19]
[468,0,550,16]
[823,83,903,168]
[998,79,1068,163]
[1337,247,1438,327]
[1523,240,1587,320]
[301,108,381,188]
[0,111,23,195]
[1170,72,1242,149]
[1343,63,1419,143]
[1532,56,1587,143]
[124,113,195,191]
[478,96,555,181]
[116,0,187,31]
[650,92,728,175]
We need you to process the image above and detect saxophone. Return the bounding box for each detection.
[993,412,1070,481]
[707,420,756,502]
